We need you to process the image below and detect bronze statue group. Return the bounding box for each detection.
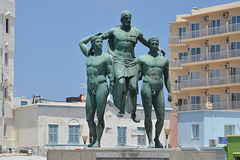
[79,11,172,148]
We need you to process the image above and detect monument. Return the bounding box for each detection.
[101,10,166,122]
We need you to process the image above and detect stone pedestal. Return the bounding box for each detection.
[47,148,216,160]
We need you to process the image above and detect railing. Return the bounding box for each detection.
[169,23,240,45]
[177,101,240,111]
[170,49,240,68]
[172,74,240,91]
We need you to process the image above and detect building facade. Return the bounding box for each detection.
[178,110,240,160]
[13,101,172,156]
[169,1,240,111]
[0,0,15,148]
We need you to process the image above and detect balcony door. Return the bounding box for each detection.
[210,94,221,109]
[231,41,240,57]
[230,67,240,83]
[231,93,240,109]
[179,27,186,40]
[210,69,221,85]
[191,96,201,110]
[191,48,201,62]
[191,72,201,87]
[211,19,221,35]
[191,23,200,38]
[210,45,221,60]
[232,15,240,32]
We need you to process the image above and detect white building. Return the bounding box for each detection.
[0,0,15,149]
[12,101,172,156]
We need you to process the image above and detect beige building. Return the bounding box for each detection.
[0,0,15,148]
[169,2,240,112]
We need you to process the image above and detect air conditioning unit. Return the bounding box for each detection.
[209,139,217,146]
[225,64,230,69]
[225,88,230,94]
[205,40,209,46]
[223,12,229,18]
[205,66,209,71]
[204,90,209,95]
[204,16,209,21]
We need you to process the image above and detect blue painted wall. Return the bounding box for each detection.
[178,110,240,148]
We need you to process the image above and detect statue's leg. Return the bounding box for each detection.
[93,82,109,147]
[114,77,126,117]
[141,82,154,148]
[86,89,97,147]
[153,89,165,148]
[129,75,140,123]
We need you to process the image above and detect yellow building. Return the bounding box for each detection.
[169,2,240,112]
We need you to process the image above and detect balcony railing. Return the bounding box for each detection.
[177,101,240,111]
[172,74,240,91]
[170,49,240,68]
[169,23,240,45]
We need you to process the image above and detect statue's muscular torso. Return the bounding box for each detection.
[138,53,168,89]
[105,25,142,58]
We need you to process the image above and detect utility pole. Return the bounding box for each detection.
[81,83,86,95]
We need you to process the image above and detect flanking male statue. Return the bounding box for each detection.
[79,10,171,148]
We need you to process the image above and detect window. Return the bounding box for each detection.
[192,124,199,139]
[5,53,8,65]
[6,19,9,33]
[224,125,234,136]
[21,101,28,106]
[211,19,221,35]
[210,45,221,60]
[4,87,8,99]
[183,99,188,105]
[191,96,201,110]
[137,127,146,146]
[69,125,80,144]
[49,124,58,144]
[191,23,200,38]
[232,15,240,32]
[178,75,188,84]
[191,48,201,62]
[179,27,186,41]
[231,93,240,109]
[118,127,126,146]
[190,72,201,87]
[236,156,240,160]
[210,69,221,85]
[4,123,7,137]
[210,94,221,109]
[178,52,188,61]
[231,42,240,57]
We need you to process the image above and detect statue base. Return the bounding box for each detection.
[47,147,216,160]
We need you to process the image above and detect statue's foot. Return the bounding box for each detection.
[148,142,155,148]
[131,114,140,123]
[92,142,100,148]
[87,140,96,147]
[117,110,125,117]
[154,139,163,148]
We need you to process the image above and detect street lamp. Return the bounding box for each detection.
[82,134,88,148]
[164,125,170,148]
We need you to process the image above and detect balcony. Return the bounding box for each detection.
[172,74,240,91]
[177,101,240,112]
[169,23,240,45]
[170,49,240,68]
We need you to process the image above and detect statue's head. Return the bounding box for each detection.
[120,10,132,26]
[148,37,159,51]
[91,36,102,50]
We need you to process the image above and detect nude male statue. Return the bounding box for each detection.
[79,34,112,147]
[138,37,172,148]
[101,11,166,122]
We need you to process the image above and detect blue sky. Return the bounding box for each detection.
[14,0,239,105]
